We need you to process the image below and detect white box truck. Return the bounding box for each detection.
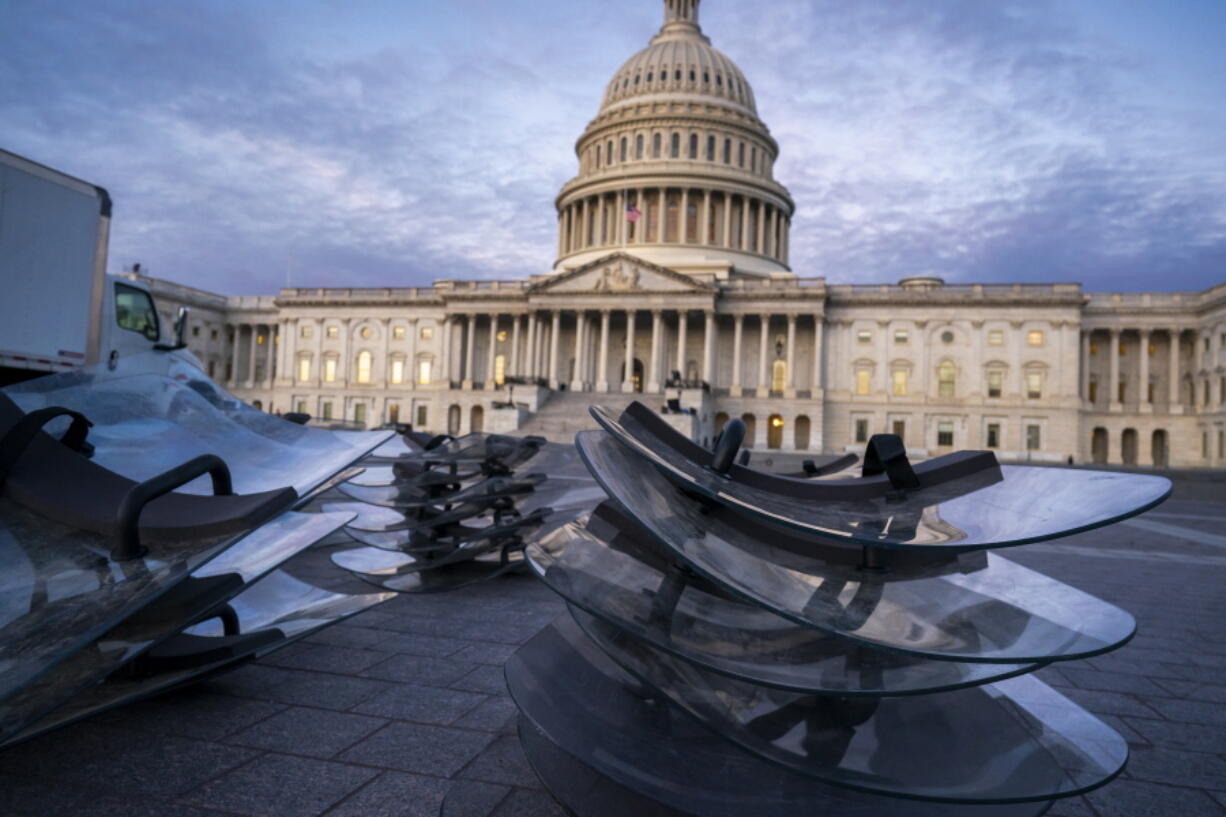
[0,148,186,386]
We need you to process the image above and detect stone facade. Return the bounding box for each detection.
[133,0,1225,468]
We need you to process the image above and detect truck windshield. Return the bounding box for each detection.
[115,283,160,342]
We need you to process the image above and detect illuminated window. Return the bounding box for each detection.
[938,361,955,398]
[324,358,337,382]
[1026,425,1041,451]
[986,423,1000,449]
[987,371,1002,398]
[988,329,1004,346]
[1119,343,1127,356]
[1090,343,1098,355]
[494,354,506,385]
[1026,371,1042,398]
[1089,381,1098,403]
[1118,379,1127,403]
[892,369,908,396]
[418,359,432,385]
[772,360,786,392]
[855,419,868,443]
[391,359,405,384]
[1027,330,1044,347]
[857,330,872,344]
[894,330,909,344]
[855,369,870,395]
[256,333,265,345]
[297,358,311,382]
[497,330,508,342]
[356,351,372,384]
[301,325,313,339]
[937,422,954,447]
[359,327,371,340]
[393,326,406,340]
[326,325,339,339]
[420,326,434,340]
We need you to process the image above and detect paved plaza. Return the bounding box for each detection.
[1,475,1224,817]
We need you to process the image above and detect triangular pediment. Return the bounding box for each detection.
[531,253,712,295]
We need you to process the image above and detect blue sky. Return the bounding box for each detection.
[2,0,1223,294]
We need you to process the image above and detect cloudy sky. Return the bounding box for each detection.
[3,0,1224,294]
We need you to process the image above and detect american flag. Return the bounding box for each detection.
[626,201,641,223]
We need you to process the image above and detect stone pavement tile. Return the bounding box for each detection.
[91,689,286,741]
[450,642,520,666]
[1123,745,1226,790]
[228,706,388,758]
[439,780,512,817]
[374,632,468,658]
[351,683,486,725]
[1211,791,1226,810]
[1143,696,1226,726]
[0,771,104,817]
[337,722,495,777]
[1088,653,1190,680]
[1173,663,1226,685]
[321,770,449,817]
[1085,779,1224,817]
[407,615,541,646]
[1124,716,1226,754]
[207,664,395,711]
[452,664,509,695]
[452,696,519,733]
[362,654,477,686]
[1152,678,1226,702]
[304,622,393,649]
[1058,666,1173,697]
[489,789,566,817]
[73,792,233,817]
[1059,687,1161,719]
[1096,714,1151,747]
[182,753,379,817]
[458,735,542,789]
[1044,795,1097,817]
[264,644,396,674]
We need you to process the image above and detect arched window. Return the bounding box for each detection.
[938,361,956,398]
[634,74,640,85]
[703,71,710,83]
[494,354,506,385]
[647,72,653,82]
[674,69,681,81]
[689,69,696,81]
[653,133,662,158]
[751,146,757,172]
[636,134,644,159]
[297,356,311,382]
[356,350,373,384]
[595,144,601,169]
[723,138,731,164]
[390,357,405,384]
[689,133,698,159]
[671,133,680,158]
[418,358,432,385]
[716,73,723,86]
[620,137,628,162]
[738,142,745,167]
[772,360,787,392]
[607,140,614,164]
[706,135,715,161]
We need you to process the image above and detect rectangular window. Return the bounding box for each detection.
[937,422,954,447]
[388,404,400,424]
[354,404,367,425]
[324,358,337,382]
[855,369,870,395]
[986,423,1000,449]
[894,330,909,344]
[393,326,406,340]
[1026,372,1042,399]
[326,325,339,339]
[855,419,868,443]
[416,405,428,427]
[1026,425,1041,451]
[1027,330,1044,347]
[356,355,372,384]
[892,369,907,396]
[420,326,434,340]
[295,400,306,414]
[857,330,872,344]
[1148,382,1155,403]
[988,329,1004,346]
[298,358,311,382]
[1119,343,1127,356]
[892,420,906,442]
[1118,380,1127,403]
[1088,381,1098,403]
[418,359,432,385]
[300,325,313,339]
[987,371,1002,398]
[321,401,333,420]
[391,359,405,384]
[1203,432,1210,458]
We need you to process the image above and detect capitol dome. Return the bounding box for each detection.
[553,0,795,280]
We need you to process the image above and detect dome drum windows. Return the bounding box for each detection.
[671,132,680,158]
[689,133,698,159]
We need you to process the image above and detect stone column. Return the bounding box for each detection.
[675,310,688,382]
[581,199,590,249]
[597,309,611,392]
[596,197,605,246]
[524,314,536,379]
[1108,328,1121,411]
[658,189,667,242]
[549,310,562,389]
[648,310,663,392]
[1080,331,1091,404]
[381,319,392,386]
[701,190,711,245]
[756,201,766,254]
[407,318,419,387]
[339,318,352,385]
[229,325,242,384]
[731,314,744,396]
[617,190,626,246]
[313,319,324,387]
[758,314,770,392]
[463,314,476,389]
[768,207,778,258]
[510,315,521,377]
[274,320,288,382]
[245,324,258,387]
[680,188,690,243]
[722,193,732,248]
[571,312,587,390]
[486,314,500,388]
[812,317,824,393]
[1138,329,1151,412]
[1168,329,1182,413]
[703,310,716,385]
[785,314,797,396]
[557,212,565,258]
[741,196,751,251]
[782,217,790,265]
[623,309,637,392]
[636,188,646,244]
[439,316,452,383]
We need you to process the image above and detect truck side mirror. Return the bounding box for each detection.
[174,307,190,348]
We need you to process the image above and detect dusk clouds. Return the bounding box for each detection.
[2,0,1223,294]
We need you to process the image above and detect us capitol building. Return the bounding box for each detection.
[136,0,1225,468]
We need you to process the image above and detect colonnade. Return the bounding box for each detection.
[1081,326,1226,413]
[557,187,789,265]
[226,322,278,387]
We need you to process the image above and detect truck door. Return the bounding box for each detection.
[102,280,162,367]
